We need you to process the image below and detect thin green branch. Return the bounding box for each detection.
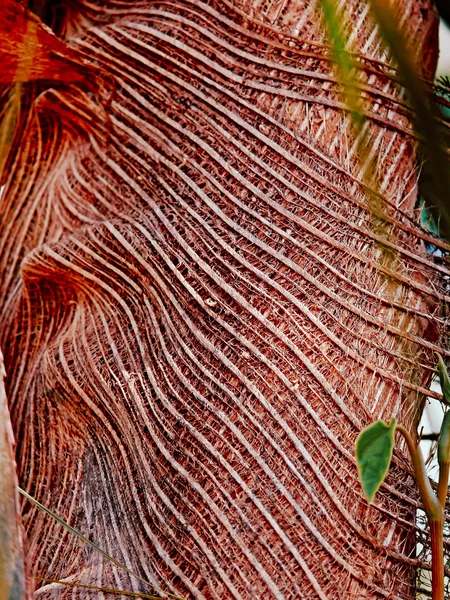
[395,426,442,521]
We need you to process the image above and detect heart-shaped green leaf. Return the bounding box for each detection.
[437,355,450,406]
[356,419,396,503]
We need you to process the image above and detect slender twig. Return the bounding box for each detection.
[19,488,185,600]
[35,577,164,599]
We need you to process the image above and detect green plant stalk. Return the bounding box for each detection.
[395,426,441,519]
[429,520,445,600]
[396,426,444,600]
[435,408,450,599]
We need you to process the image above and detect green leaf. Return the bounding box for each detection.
[356,419,396,503]
[319,0,395,267]
[319,0,365,131]
[419,198,440,237]
[369,0,450,242]
[437,355,450,406]
[438,410,450,467]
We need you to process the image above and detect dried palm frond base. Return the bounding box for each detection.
[0,0,449,598]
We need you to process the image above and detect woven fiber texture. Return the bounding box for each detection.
[0,0,448,598]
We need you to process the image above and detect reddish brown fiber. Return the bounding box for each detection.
[0,1,448,599]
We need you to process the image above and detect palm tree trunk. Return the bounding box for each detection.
[0,350,29,600]
[0,1,446,598]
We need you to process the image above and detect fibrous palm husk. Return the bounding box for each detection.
[0,349,29,600]
[0,1,448,598]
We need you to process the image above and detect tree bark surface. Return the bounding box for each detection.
[0,1,446,598]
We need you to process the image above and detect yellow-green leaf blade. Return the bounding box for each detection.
[438,354,450,407]
[438,410,450,467]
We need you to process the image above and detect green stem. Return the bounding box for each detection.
[395,426,442,521]
[430,520,445,600]
[396,426,444,600]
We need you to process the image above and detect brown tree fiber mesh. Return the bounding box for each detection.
[1,0,449,598]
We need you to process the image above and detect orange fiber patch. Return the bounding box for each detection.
[0,1,88,84]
